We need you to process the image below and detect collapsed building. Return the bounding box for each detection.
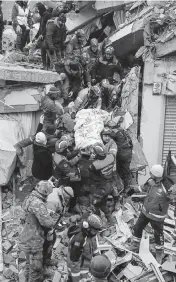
[0,0,176,281]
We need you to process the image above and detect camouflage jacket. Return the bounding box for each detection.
[18,190,54,252]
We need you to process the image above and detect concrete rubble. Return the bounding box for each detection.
[0,182,176,281]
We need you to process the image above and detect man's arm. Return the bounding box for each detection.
[31,201,54,230]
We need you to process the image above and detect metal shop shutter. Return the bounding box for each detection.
[162,96,176,182]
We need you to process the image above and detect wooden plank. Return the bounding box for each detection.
[156,37,176,58]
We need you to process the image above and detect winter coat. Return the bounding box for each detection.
[90,154,114,182]
[18,190,54,252]
[73,88,102,113]
[47,187,66,214]
[92,55,123,83]
[66,35,85,59]
[45,18,66,51]
[41,95,56,125]
[35,10,52,39]
[64,63,83,98]
[141,178,173,222]
[12,2,32,29]
[67,226,98,281]
[32,142,52,180]
[111,128,133,151]
[104,139,117,172]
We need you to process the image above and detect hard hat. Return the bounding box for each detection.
[105,46,114,55]
[87,214,103,230]
[150,165,164,178]
[60,134,73,145]
[35,132,47,145]
[62,186,74,200]
[91,85,101,97]
[55,140,68,153]
[90,255,111,279]
[92,142,106,158]
[35,180,53,197]
[90,38,98,47]
[106,120,117,129]
[101,128,112,136]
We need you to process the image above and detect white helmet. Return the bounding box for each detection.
[35,132,47,145]
[150,165,164,178]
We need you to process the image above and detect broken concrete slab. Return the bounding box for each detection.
[0,64,59,83]
[2,240,13,253]
[52,271,62,282]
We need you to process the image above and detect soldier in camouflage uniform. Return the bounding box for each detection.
[18,180,56,282]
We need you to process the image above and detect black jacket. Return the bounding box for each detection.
[32,143,52,180]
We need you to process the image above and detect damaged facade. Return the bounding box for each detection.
[0,1,176,282]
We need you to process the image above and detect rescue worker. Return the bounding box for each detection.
[32,132,53,181]
[128,165,176,264]
[90,255,111,282]
[47,185,74,215]
[80,52,92,88]
[14,115,59,156]
[67,214,103,282]
[41,86,61,126]
[12,0,32,51]
[89,143,115,224]
[106,120,133,192]
[45,12,66,70]
[53,140,81,185]
[69,85,102,115]
[66,29,87,59]
[33,3,52,69]
[101,78,123,110]
[92,46,123,84]
[64,60,84,102]
[18,180,57,281]
[101,129,123,210]
[84,38,100,67]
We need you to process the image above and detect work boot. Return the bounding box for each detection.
[155,248,164,264]
[129,237,141,253]
[44,258,58,267]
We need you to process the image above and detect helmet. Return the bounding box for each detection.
[106,120,117,129]
[35,180,53,197]
[35,132,47,145]
[92,142,106,158]
[90,38,98,47]
[90,255,111,278]
[105,46,114,55]
[150,165,164,178]
[82,52,90,63]
[91,85,101,97]
[62,186,74,200]
[101,128,112,136]
[76,29,85,38]
[55,140,68,153]
[60,134,73,146]
[87,214,103,230]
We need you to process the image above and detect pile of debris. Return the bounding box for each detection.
[1,183,176,282]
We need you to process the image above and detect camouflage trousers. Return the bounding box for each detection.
[25,251,43,282]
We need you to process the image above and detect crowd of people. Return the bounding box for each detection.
[8,1,176,282]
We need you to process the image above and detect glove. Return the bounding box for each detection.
[38,35,43,40]
[16,25,22,34]
[14,145,23,156]
[47,229,54,241]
